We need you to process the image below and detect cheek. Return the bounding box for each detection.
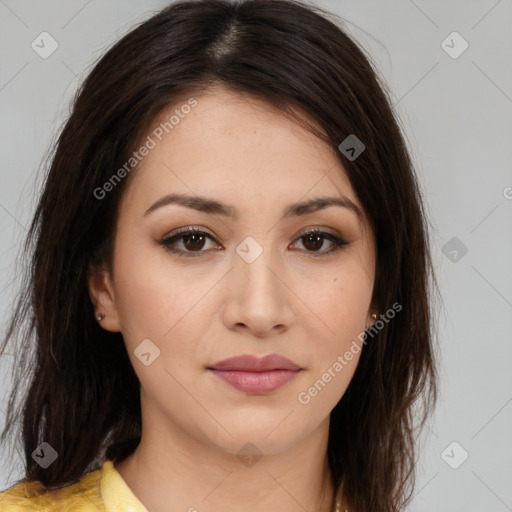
[111,236,217,362]
[110,233,179,339]
[293,265,372,393]
[298,266,372,335]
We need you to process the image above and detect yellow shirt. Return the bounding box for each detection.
[0,459,149,511]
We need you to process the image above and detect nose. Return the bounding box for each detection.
[221,240,294,337]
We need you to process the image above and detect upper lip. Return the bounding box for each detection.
[208,354,302,372]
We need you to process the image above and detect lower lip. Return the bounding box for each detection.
[208,369,301,394]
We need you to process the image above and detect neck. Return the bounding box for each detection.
[115,415,336,512]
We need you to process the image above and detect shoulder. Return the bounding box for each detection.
[0,464,105,512]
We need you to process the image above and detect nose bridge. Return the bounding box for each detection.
[225,234,292,332]
[234,234,282,296]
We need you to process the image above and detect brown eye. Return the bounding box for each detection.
[302,232,324,252]
[293,229,349,257]
[182,232,207,251]
[160,227,349,258]
[160,227,218,257]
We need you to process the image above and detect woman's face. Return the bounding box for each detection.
[90,86,377,456]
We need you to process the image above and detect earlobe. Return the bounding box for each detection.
[87,266,121,333]
[366,295,380,329]
[366,312,378,330]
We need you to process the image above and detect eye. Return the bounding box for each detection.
[159,227,349,257]
[291,228,349,257]
[159,227,219,257]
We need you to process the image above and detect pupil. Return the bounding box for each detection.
[305,234,322,251]
[184,234,205,250]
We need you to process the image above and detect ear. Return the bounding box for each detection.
[87,264,121,333]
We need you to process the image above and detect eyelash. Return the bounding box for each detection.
[159,227,349,258]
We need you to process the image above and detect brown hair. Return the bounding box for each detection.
[0,1,438,510]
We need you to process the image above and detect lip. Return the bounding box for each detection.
[207,354,303,394]
[208,354,302,372]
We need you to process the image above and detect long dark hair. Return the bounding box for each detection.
[0,1,438,510]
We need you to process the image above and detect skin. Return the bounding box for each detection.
[89,85,378,512]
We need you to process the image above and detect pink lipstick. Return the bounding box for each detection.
[207,354,302,394]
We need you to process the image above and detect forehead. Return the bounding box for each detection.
[120,86,366,224]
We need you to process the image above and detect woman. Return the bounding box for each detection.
[0,0,438,511]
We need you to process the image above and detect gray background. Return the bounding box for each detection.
[1,1,511,510]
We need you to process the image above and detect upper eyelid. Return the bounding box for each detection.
[163,226,346,241]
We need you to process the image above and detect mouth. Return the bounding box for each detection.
[207,354,303,394]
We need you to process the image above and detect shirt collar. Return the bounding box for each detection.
[100,459,149,512]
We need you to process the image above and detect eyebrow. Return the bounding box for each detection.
[144,193,362,220]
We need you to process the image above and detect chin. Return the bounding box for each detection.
[198,418,308,457]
